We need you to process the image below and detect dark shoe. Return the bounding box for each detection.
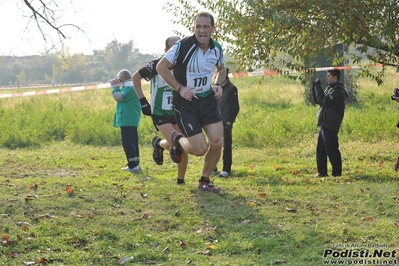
[211,168,218,176]
[394,155,399,171]
[169,130,183,163]
[177,178,185,185]
[198,181,220,193]
[152,136,164,165]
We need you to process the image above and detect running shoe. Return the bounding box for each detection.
[218,171,230,178]
[121,165,141,173]
[169,130,183,163]
[177,178,185,185]
[198,181,220,193]
[152,136,164,165]
[211,168,218,176]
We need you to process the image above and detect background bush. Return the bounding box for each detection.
[1,67,399,149]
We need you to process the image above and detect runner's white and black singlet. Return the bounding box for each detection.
[164,35,224,99]
[138,58,174,117]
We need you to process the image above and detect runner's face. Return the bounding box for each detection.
[193,16,214,46]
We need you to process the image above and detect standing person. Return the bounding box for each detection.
[111,69,142,173]
[391,88,399,170]
[156,11,226,193]
[132,36,189,184]
[213,68,240,177]
[312,70,348,177]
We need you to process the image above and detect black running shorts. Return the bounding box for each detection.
[172,92,223,137]
[151,115,176,127]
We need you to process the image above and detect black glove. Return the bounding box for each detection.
[139,97,151,116]
[312,78,321,90]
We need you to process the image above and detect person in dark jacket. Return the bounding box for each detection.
[213,68,240,177]
[312,69,348,177]
[391,88,399,171]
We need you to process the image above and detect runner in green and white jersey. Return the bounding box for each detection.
[132,36,188,185]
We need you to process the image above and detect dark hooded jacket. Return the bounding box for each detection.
[218,76,240,124]
[313,80,348,133]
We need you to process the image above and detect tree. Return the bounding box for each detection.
[20,0,83,54]
[165,0,399,84]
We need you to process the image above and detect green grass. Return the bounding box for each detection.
[1,67,399,265]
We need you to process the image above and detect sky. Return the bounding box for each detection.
[0,0,190,56]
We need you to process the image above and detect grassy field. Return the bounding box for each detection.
[1,68,399,265]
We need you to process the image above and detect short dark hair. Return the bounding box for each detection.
[165,36,180,50]
[194,11,215,27]
[327,70,341,80]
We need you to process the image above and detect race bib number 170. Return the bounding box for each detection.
[186,72,213,93]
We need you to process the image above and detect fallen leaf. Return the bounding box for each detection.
[10,251,21,258]
[272,259,286,264]
[394,222,399,229]
[36,258,48,263]
[4,239,16,245]
[197,250,211,255]
[66,185,74,194]
[285,207,297,213]
[258,193,267,198]
[115,256,134,265]
[28,184,38,190]
[45,213,57,219]
[207,236,217,242]
[362,217,374,221]
[249,201,257,206]
[16,222,31,227]
[8,199,20,202]
[179,240,188,247]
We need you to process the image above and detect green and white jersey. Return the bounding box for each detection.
[165,35,224,98]
[138,58,174,116]
[112,80,141,127]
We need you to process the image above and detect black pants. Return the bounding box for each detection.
[316,128,342,176]
[121,126,139,168]
[222,121,234,173]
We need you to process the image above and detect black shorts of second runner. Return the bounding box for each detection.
[151,115,177,131]
[173,91,223,137]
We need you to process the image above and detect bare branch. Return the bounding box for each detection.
[23,0,66,39]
